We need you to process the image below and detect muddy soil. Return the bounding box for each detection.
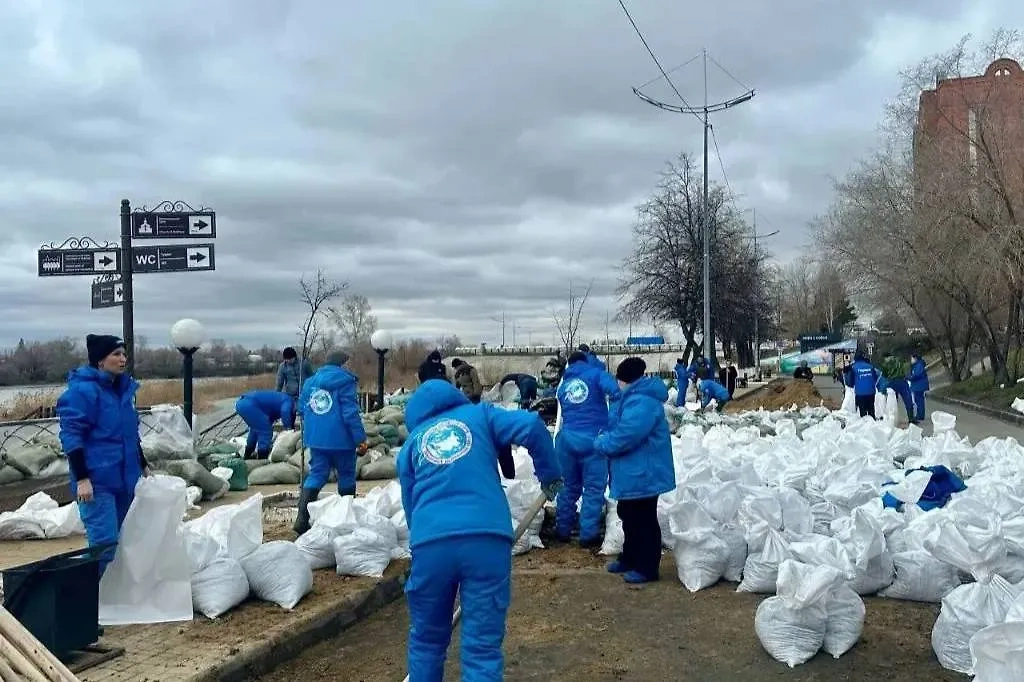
[254,551,962,682]
[728,380,838,413]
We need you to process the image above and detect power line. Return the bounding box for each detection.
[709,124,738,204]
[706,52,754,92]
[636,52,702,91]
[616,0,703,123]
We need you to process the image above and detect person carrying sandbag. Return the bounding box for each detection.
[451,357,484,403]
[397,379,562,680]
[554,351,621,548]
[293,350,368,536]
[57,334,151,575]
[697,377,731,413]
[235,389,295,459]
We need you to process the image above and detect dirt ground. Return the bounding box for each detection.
[728,379,839,413]
[253,547,964,682]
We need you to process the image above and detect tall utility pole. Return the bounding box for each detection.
[748,208,779,375]
[633,49,755,363]
[490,313,506,347]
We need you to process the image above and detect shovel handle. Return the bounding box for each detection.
[399,491,549,682]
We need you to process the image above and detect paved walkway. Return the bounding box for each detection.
[814,377,1024,443]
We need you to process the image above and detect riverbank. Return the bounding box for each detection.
[0,374,276,422]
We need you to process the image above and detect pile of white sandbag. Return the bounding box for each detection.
[0,492,84,540]
[594,404,1024,675]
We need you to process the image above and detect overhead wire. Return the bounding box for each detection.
[616,0,704,123]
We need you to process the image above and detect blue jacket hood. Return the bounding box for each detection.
[315,364,357,391]
[405,379,472,430]
[624,376,669,403]
[562,362,589,380]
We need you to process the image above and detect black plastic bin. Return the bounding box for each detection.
[2,544,111,659]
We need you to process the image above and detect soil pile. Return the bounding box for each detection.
[728,379,838,412]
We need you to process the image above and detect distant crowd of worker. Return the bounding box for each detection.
[842,350,931,423]
[671,353,740,413]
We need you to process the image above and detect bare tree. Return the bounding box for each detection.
[552,279,593,353]
[329,294,378,347]
[298,269,348,361]
[435,335,462,355]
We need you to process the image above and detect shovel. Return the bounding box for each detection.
[399,490,549,682]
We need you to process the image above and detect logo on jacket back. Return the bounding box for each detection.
[562,378,589,405]
[308,389,333,415]
[419,419,473,465]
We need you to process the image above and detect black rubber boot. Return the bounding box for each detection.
[339,486,356,497]
[243,442,256,460]
[293,487,321,536]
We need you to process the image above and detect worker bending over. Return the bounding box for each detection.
[235,389,295,459]
[555,351,621,547]
[697,378,731,413]
[397,379,561,681]
[293,350,368,536]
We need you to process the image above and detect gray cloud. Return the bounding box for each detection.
[1,0,1018,351]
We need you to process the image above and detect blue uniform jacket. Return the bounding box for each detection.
[240,390,296,428]
[674,362,688,389]
[57,367,142,493]
[397,380,560,550]
[847,360,879,396]
[584,351,606,371]
[909,358,930,393]
[698,379,731,408]
[556,362,620,436]
[594,376,674,501]
[299,365,366,450]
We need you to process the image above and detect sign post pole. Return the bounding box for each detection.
[120,199,136,375]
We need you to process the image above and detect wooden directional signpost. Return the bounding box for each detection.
[37,200,218,375]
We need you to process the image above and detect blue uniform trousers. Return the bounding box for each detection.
[237,398,274,453]
[78,489,134,576]
[554,429,607,543]
[303,448,357,494]
[913,391,927,422]
[405,534,512,681]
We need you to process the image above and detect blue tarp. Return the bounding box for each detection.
[881,465,967,511]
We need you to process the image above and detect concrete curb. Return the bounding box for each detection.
[188,568,410,682]
[929,395,1024,428]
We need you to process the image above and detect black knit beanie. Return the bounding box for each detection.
[615,357,646,384]
[87,334,125,367]
[282,346,297,360]
[567,351,587,365]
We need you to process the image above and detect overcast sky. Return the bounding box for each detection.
[2,0,1020,352]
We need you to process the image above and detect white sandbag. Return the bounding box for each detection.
[38,458,70,478]
[99,475,194,625]
[738,529,791,594]
[823,584,865,659]
[182,526,223,574]
[141,404,195,461]
[162,460,228,500]
[878,550,961,603]
[185,493,263,561]
[3,442,59,477]
[839,387,855,414]
[843,509,895,595]
[211,466,233,482]
[240,541,313,610]
[721,525,748,583]
[932,411,957,435]
[669,500,729,592]
[361,481,404,518]
[248,462,302,485]
[295,526,337,569]
[360,454,397,480]
[333,528,393,578]
[192,558,250,619]
[0,493,84,540]
[932,576,1021,675]
[504,479,545,555]
[971,622,1024,682]
[754,560,846,668]
[269,429,303,462]
[599,500,624,556]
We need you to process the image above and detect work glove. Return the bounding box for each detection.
[357,441,369,456]
[542,478,564,502]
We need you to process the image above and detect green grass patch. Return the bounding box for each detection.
[934,373,1024,412]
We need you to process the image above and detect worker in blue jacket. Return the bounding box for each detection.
[554,351,621,547]
[673,358,689,407]
[908,352,930,424]
[578,343,606,371]
[594,358,674,584]
[397,379,562,681]
[57,335,150,574]
[845,352,879,419]
[293,350,368,535]
[235,389,295,459]
[697,378,731,412]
